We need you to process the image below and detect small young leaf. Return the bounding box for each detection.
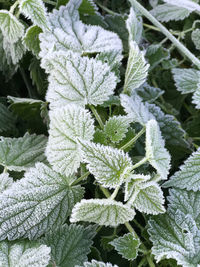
[45,52,117,108]
[19,0,48,29]
[164,148,200,191]
[0,240,51,267]
[79,140,132,188]
[146,120,171,180]
[42,224,96,267]
[109,233,140,260]
[124,41,149,94]
[192,29,200,50]
[46,105,94,176]
[0,11,24,43]
[0,133,47,171]
[76,260,118,267]
[126,7,143,44]
[0,163,84,240]
[0,173,13,193]
[23,25,42,57]
[70,199,135,226]
[0,103,16,133]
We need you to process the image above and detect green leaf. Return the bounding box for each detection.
[0,240,51,267]
[0,10,24,43]
[23,25,42,57]
[42,224,96,267]
[136,83,164,103]
[79,140,132,188]
[0,103,16,134]
[0,133,47,171]
[0,163,84,240]
[56,0,98,15]
[192,28,200,50]
[0,173,13,193]
[192,87,200,109]
[164,0,200,12]
[19,0,48,29]
[109,233,140,260]
[46,105,94,176]
[172,68,200,94]
[164,148,200,191]
[104,116,131,143]
[146,44,170,70]
[44,52,117,109]
[126,7,143,44]
[146,120,171,180]
[124,41,149,94]
[76,260,118,267]
[70,199,135,227]
[3,37,26,65]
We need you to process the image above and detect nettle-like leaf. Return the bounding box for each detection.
[70,199,135,226]
[164,148,200,191]
[0,10,24,43]
[192,87,200,109]
[0,173,13,193]
[164,0,200,12]
[126,7,143,44]
[120,93,155,125]
[124,41,149,94]
[0,103,16,133]
[146,120,171,180]
[0,163,84,240]
[45,52,117,109]
[109,233,140,261]
[192,29,200,50]
[3,38,26,65]
[42,224,96,267]
[46,105,94,176]
[79,140,132,188]
[76,260,118,267]
[104,116,132,143]
[39,0,122,59]
[23,25,42,57]
[0,133,47,172]
[0,240,51,267]
[19,0,48,29]
[136,83,164,103]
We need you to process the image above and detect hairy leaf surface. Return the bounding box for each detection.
[23,25,42,57]
[126,7,143,44]
[0,103,16,133]
[0,173,13,193]
[192,29,200,50]
[76,260,118,267]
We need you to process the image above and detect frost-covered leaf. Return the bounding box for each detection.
[124,41,149,94]
[0,173,13,193]
[56,0,98,15]
[39,0,122,58]
[164,148,200,191]
[23,25,42,57]
[19,0,48,29]
[146,44,170,70]
[164,0,200,12]
[120,93,155,125]
[148,210,200,266]
[45,52,117,108]
[136,83,164,103]
[151,4,191,22]
[146,120,171,180]
[130,181,165,215]
[76,260,118,267]
[104,116,131,143]
[0,163,84,240]
[0,133,47,171]
[70,199,135,226]
[0,11,24,43]
[192,29,200,50]
[0,240,51,267]
[126,7,143,44]
[109,233,140,260]
[192,87,200,109]
[79,140,132,188]
[46,105,94,176]
[172,68,200,94]
[0,103,16,133]
[3,38,26,65]
[42,224,96,267]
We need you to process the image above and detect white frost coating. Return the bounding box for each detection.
[0,11,24,43]
[120,93,155,125]
[0,240,51,267]
[0,173,13,193]
[75,260,118,267]
[0,132,47,172]
[192,29,200,50]
[45,52,117,108]
[70,199,135,226]
[0,163,84,240]
[46,105,94,176]
[126,7,143,44]
[79,140,132,188]
[192,87,200,109]
[124,41,149,94]
[164,0,200,12]
[146,120,171,180]
[3,38,26,65]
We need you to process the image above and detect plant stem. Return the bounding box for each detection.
[10,0,19,13]
[110,186,120,200]
[71,171,90,186]
[19,67,35,99]
[43,0,56,5]
[89,105,104,129]
[120,127,146,150]
[129,0,200,69]
[97,2,119,16]
[146,255,156,267]
[138,257,147,267]
[131,157,148,171]
[100,186,111,198]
